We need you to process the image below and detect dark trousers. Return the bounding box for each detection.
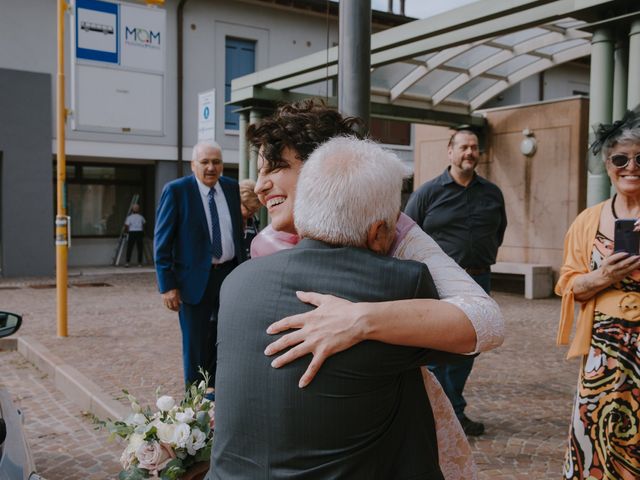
[428,272,491,418]
[178,261,235,389]
[126,231,144,264]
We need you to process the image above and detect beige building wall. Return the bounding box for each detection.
[413,97,589,273]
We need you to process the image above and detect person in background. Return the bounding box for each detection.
[404,128,507,436]
[154,141,246,396]
[556,106,640,480]
[238,179,261,258]
[124,204,145,267]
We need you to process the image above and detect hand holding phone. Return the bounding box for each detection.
[614,219,640,254]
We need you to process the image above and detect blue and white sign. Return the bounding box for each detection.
[71,0,167,136]
[198,89,216,143]
[76,0,119,64]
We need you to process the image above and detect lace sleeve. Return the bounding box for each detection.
[393,225,505,353]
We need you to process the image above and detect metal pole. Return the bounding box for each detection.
[177,0,189,178]
[338,0,371,131]
[612,39,628,121]
[238,111,249,180]
[628,19,640,109]
[56,0,68,337]
[586,28,614,207]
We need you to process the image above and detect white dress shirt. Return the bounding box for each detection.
[195,177,235,264]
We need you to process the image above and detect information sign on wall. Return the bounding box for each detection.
[71,0,166,135]
[198,89,216,143]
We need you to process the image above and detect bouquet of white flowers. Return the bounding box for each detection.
[102,373,215,480]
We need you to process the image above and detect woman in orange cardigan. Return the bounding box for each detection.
[556,107,640,480]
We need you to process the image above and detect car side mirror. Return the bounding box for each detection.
[0,311,21,338]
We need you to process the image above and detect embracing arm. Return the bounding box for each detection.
[395,224,504,353]
[265,226,499,387]
[265,292,475,388]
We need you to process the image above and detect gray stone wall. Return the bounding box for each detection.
[0,68,54,277]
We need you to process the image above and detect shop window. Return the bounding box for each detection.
[225,37,256,130]
[54,163,147,238]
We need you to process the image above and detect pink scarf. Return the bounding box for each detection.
[250,212,415,258]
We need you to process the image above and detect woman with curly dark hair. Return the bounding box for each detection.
[246,99,504,478]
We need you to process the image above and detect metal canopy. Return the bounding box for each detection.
[230,0,621,127]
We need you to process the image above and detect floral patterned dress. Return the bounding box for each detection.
[563,229,640,479]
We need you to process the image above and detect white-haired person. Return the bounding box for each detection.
[245,99,505,479]
[212,136,452,479]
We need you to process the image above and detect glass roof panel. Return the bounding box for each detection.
[554,18,584,29]
[494,27,549,47]
[537,38,589,56]
[446,44,502,70]
[487,54,539,77]
[412,52,438,64]
[449,76,498,102]
[406,69,459,97]
[371,62,419,89]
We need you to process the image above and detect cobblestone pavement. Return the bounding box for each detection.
[0,270,579,479]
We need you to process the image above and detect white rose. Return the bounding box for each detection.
[171,423,191,449]
[186,428,207,456]
[156,395,176,412]
[155,421,177,444]
[135,441,175,475]
[126,413,148,426]
[120,433,144,470]
[175,408,195,424]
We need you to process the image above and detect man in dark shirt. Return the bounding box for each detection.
[405,129,507,436]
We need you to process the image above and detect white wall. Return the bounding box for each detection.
[0,0,340,163]
[481,62,589,109]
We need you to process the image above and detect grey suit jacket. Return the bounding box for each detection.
[211,239,444,480]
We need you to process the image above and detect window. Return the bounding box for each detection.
[369,118,411,146]
[225,37,256,130]
[55,163,147,237]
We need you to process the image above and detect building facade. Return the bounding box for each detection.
[0,0,592,277]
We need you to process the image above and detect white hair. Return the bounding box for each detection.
[294,136,409,247]
[602,128,640,160]
[192,141,222,161]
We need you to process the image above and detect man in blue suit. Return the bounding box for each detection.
[154,141,246,392]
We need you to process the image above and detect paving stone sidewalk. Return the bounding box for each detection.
[0,270,580,479]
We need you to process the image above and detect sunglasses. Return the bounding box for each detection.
[609,153,640,169]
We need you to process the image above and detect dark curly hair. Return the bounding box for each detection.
[247,99,363,172]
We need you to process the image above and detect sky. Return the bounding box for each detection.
[370,0,480,18]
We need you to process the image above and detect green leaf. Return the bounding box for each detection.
[194,443,212,462]
[118,466,148,480]
[160,459,186,480]
[143,426,158,441]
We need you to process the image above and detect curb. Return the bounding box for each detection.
[15,336,128,421]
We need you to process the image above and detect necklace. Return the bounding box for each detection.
[612,194,618,219]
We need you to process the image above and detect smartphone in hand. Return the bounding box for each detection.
[614,219,640,254]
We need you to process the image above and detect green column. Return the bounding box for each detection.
[612,39,628,122]
[628,19,640,109]
[249,109,262,181]
[238,110,249,180]
[586,28,614,207]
